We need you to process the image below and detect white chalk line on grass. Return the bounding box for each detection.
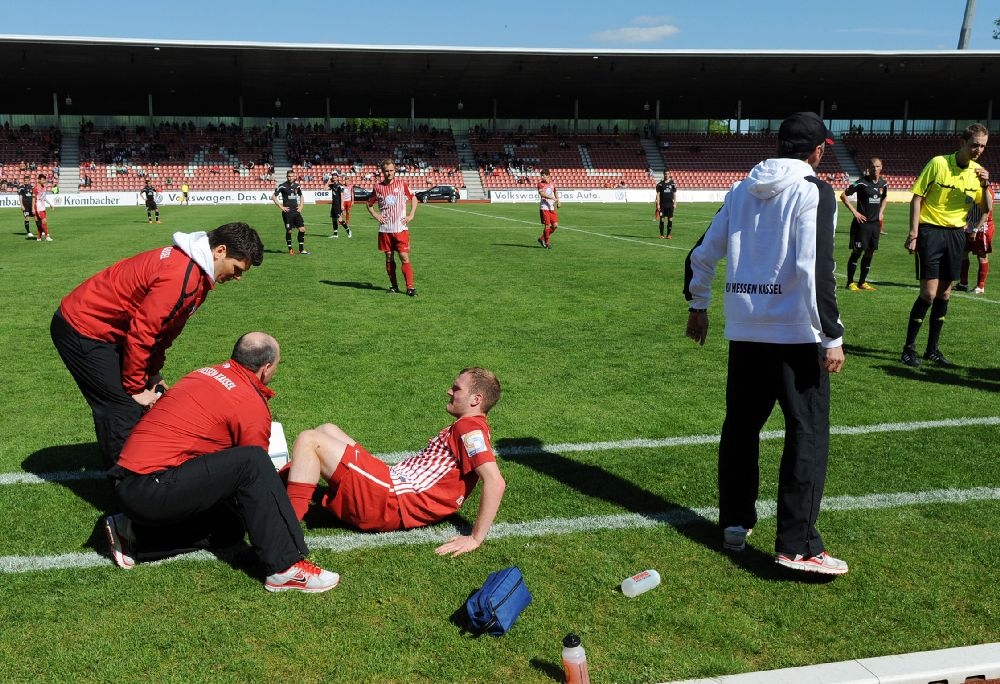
[3,485,1000,575]
[3,416,998,485]
[436,204,692,250]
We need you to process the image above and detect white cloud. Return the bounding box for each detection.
[593,23,680,44]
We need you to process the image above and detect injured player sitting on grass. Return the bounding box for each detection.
[283,368,506,557]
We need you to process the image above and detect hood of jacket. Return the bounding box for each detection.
[172,231,216,282]
[743,158,815,200]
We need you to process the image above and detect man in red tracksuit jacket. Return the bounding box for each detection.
[105,332,340,593]
[50,222,263,466]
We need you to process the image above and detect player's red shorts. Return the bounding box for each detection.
[36,211,47,221]
[965,224,995,258]
[343,200,353,220]
[378,230,410,253]
[539,209,558,226]
[320,443,404,532]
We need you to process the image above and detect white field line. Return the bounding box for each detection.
[3,416,998,485]
[3,485,1000,575]
[433,204,692,250]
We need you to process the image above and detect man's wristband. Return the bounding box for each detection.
[688,308,707,314]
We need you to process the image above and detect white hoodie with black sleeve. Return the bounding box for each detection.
[684,157,844,348]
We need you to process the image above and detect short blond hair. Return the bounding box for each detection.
[461,367,501,414]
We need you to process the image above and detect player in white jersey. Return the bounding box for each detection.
[367,159,419,295]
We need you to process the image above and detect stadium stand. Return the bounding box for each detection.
[0,124,61,192]
[843,132,997,190]
[657,133,845,189]
[77,122,274,192]
[469,130,653,190]
[286,124,462,191]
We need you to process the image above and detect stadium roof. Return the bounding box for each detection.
[2,35,998,123]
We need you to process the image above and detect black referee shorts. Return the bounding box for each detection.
[916,224,965,282]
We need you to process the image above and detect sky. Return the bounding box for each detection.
[4,0,998,51]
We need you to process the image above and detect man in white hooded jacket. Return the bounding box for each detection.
[683,112,848,576]
[51,222,264,466]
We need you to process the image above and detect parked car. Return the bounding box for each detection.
[351,185,372,201]
[415,185,460,203]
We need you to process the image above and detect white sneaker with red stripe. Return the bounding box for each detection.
[775,551,849,575]
[104,513,136,569]
[265,559,340,593]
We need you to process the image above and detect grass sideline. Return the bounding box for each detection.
[0,199,998,683]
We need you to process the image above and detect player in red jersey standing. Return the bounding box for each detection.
[536,168,561,249]
[368,159,418,295]
[955,204,994,294]
[284,368,506,557]
[33,175,54,241]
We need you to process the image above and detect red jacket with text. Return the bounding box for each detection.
[59,245,214,394]
[117,359,274,474]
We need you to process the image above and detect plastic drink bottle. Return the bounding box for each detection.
[562,633,590,684]
[621,569,661,597]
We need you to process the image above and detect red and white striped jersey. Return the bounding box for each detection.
[33,185,50,214]
[389,415,495,528]
[538,180,557,211]
[369,178,413,233]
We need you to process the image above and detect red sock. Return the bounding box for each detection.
[286,481,317,521]
[542,227,551,242]
[386,260,398,288]
[401,262,414,289]
[979,262,990,289]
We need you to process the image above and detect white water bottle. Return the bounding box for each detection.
[621,569,661,597]
[562,633,591,684]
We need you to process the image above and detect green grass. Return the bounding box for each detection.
[0,199,998,683]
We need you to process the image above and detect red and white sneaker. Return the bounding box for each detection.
[104,513,136,569]
[775,551,848,575]
[265,559,340,593]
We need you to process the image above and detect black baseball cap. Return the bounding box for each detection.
[778,112,835,153]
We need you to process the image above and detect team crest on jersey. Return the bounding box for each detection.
[462,430,488,456]
[384,195,398,206]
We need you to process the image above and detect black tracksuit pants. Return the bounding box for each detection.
[50,309,144,467]
[717,341,831,558]
[113,446,307,575]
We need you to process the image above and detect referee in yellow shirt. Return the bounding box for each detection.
[901,124,992,367]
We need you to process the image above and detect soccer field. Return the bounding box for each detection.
[1,199,998,683]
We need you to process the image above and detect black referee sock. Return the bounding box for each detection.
[905,297,932,348]
[659,220,664,236]
[24,219,31,233]
[926,298,949,352]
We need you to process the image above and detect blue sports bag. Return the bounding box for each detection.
[465,566,533,636]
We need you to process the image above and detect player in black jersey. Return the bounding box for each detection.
[140,181,161,223]
[17,174,36,238]
[327,179,352,238]
[840,158,888,291]
[655,171,678,239]
[272,171,309,255]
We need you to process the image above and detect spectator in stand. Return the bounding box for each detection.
[901,123,992,368]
